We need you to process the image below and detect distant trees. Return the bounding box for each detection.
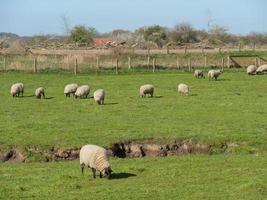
[136,25,168,48]
[169,22,199,43]
[68,25,97,45]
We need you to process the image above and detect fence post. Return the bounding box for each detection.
[227,56,230,68]
[176,56,180,69]
[167,46,170,54]
[188,56,191,72]
[204,54,207,68]
[33,57,37,73]
[184,46,187,54]
[152,58,155,72]
[221,57,224,71]
[4,55,6,70]
[238,43,241,51]
[115,57,118,74]
[147,55,150,68]
[96,56,99,69]
[128,56,131,69]
[255,57,258,67]
[74,57,77,75]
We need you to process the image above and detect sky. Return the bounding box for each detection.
[0,0,266,36]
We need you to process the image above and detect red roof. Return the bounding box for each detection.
[93,38,111,46]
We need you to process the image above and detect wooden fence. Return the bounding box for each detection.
[0,53,266,74]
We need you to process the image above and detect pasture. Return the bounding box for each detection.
[0,70,267,199]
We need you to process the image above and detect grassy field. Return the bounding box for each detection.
[1,70,267,199]
[0,155,266,200]
[0,70,267,152]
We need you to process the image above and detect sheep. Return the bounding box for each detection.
[64,83,78,97]
[80,144,112,179]
[178,83,189,95]
[10,83,24,97]
[208,69,223,81]
[35,87,45,99]
[75,85,90,99]
[247,65,257,75]
[194,69,205,79]
[256,64,267,74]
[93,89,105,105]
[139,84,154,98]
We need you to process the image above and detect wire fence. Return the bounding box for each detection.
[0,53,266,74]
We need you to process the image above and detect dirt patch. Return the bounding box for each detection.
[0,149,26,163]
[0,140,244,163]
[110,141,211,158]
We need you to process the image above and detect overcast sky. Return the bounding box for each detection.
[1,0,266,36]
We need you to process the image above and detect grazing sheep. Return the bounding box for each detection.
[256,64,267,74]
[208,69,223,81]
[247,65,257,75]
[64,83,78,97]
[75,85,90,99]
[139,84,154,98]
[35,87,45,99]
[80,144,112,179]
[178,83,189,95]
[194,69,205,79]
[93,89,105,105]
[10,83,24,97]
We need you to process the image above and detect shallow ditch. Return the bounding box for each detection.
[0,140,244,163]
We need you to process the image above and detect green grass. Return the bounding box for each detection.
[1,70,267,200]
[0,155,266,200]
[0,70,267,153]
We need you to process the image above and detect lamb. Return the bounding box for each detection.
[74,85,90,99]
[64,83,78,97]
[194,69,205,78]
[139,84,154,98]
[80,144,112,179]
[256,64,267,74]
[35,87,45,99]
[10,83,24,97]
[93,89,105,105]
[178,83,189,95]
[208,69,223,81]
[247,65,257,75]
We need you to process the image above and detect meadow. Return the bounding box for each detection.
[0,70,267,199]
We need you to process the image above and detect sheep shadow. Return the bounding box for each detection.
[110,172,136,179]
[21,95,35,98]
[153,95,163,98]
[43,97,54,100]
[189,94,198,97]
[104,102,119,105]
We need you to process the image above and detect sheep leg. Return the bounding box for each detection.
[92,168,96,179]
[81,164,85,175]
[100,172,103,178]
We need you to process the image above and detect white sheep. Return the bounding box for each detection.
[194,69,205,78]
[178,83,189,95]
[64,83,78,97]
[75,85,90,99]
[93,89,105,105]
[139,84,154,98]
[80,144,112,179]
[208,69,223,81]
[256,64,267,74]
[10,83,24,97]
[35,87,45,99]
[247,65,257,75]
